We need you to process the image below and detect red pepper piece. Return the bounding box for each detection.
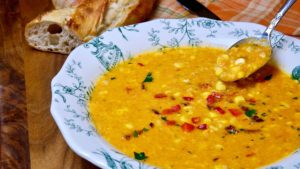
[207,95,216,106]
[154,93,167,98]
[207,92,222,106]
[246,98,256,104]
[246,152,256,157]
[197,124,208,130]
[181,123,195,132]
[162,109,174,115]
[166,120,176,126]
[214,107,226,114]
[170,104,181,112]
[162,104,181,115]
[183,96,194,101]
[191,117,201,124]
[228,109,243,116]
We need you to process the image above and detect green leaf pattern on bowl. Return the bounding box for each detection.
[292,66,300,82]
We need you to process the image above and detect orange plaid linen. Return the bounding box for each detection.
[151,0,300,37]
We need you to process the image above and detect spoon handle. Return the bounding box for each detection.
[263,0,296,38]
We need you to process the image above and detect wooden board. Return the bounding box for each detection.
[1,0,98,168]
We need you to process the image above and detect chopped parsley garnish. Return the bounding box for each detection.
[143,128,149,132]
[134,152,148,160]
[245,109,256,117]
[133,130,139,137]
[143,72,153,82]
[161,116,167,121]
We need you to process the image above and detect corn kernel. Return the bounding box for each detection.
[259,52,266,58]
[215,144,224,150]
[183,79,190,83]
[215,67,223,76]
[237,71,245,78]
[174,62,183,68]
[220,54,229,59]
[203,118,211,124]
[201,92,210,99]
[180,116,188,122]
[183,106,192,110]
[209,111,218,118]
[173,92,181,97]
[216,81,226,91]
[246,46,253,52]
[234,96,246,105]
[125,123,133,129]
[235,58,245,65]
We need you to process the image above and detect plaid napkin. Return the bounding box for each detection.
[151,0,300,37]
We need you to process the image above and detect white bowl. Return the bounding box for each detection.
[51,18,300,169]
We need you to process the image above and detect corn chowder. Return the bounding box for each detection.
[89,47,300,169]
[216,41,271,82]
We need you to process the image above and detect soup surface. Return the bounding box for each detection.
[89,47,300,169]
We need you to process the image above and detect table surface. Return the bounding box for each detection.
[1,0,298,169]
[1,0,99,168]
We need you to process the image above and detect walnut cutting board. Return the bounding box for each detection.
[1,0,98,168]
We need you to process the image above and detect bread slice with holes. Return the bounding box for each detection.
[25,0,156,54]
[25,0,108,54]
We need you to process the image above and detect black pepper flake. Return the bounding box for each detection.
[151,109,160,115]
[141,83,146,90]
[182,102,190,106]
[124,134,131,140]
[110,77,116,80]
[252,115,264,122]
[259,136,265,140]
[293,97,298,100]
[161,116,167,121]
[149,122,154,128]
[261,112,267,117]
[225,125,239,134]
[213,157,219,162]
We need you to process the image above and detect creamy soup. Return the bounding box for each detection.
[215,40,271,82]
[89,47,300,169]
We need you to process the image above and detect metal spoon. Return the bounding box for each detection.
[216,0,296,82]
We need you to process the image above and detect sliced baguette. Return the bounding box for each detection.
[52,0,85,9]
[25,0,108,54]
[25,0,156,54]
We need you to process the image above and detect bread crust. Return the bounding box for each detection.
[52,0,85,9]
[25,0,156,54]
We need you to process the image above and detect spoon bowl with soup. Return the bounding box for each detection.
[215,0,296,82]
